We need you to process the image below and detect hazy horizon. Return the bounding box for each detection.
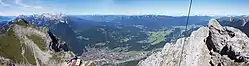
[1,13,249,17]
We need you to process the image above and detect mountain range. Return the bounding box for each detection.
[0,16,14,22]
[4,14,212,54]
[1,13,249,66]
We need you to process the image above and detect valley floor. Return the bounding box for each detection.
[80,48,160,66]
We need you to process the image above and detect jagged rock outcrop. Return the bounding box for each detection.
[138,19,249,66]
[48,31,69,52]
[0,19,73,66]
[218,16,249,37]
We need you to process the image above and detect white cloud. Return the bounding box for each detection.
[0,0,11,6]
[0,12,5,16]
[0,11,22,16]
[15,0,42,8]
[0,0,42,8]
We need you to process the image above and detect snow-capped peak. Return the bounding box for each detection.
[16,13,68,24]
[40,13,66,20]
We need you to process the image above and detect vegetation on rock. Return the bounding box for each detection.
[27,35,46,51]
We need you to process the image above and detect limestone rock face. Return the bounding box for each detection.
[138,19,249,66]
[208,19,223,31]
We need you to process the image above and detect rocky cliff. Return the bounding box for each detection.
[138,19,249,66]
[0,19,73,66]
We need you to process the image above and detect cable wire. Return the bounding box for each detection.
[179,0,193,66]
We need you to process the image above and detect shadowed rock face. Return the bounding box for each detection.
[48,31,69,52]
[138,19,249,66]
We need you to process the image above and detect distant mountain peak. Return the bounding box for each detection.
[40,13,66,19]
[16,13,68,24]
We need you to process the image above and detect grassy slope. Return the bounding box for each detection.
[27,35,46,51]
[148,30,173,45]
[0,25,24,63]
[18,19,47,51]
[137,29,173,45]
[0,20,37,65]
[23,45,36,65]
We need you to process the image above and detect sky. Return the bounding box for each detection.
[0,0,248,16]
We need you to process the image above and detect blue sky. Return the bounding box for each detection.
[0,0,248,16]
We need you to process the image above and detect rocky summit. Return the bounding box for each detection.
[138,19,249,66]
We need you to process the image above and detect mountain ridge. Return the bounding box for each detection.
[138,19,249,66]
[0,19,73,66]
